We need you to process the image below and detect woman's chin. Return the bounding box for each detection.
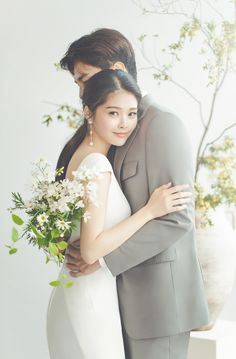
[112,138,128,146]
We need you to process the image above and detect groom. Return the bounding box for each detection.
[62,28,209,359]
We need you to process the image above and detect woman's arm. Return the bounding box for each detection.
[80,171,190,264]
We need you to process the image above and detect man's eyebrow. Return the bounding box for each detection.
[106,106,137,110]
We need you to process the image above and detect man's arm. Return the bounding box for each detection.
[65,239,102,277]
[103,111,195,276]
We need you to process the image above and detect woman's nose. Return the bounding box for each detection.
[119,116,128,128]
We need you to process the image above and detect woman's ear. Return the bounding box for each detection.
[83,105,93,122]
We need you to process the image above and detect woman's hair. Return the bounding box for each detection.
[56,69,142,181]
[60,28,137,81]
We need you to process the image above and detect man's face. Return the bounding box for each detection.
[73,62,102,98]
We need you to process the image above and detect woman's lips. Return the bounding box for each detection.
[113,132,130,138]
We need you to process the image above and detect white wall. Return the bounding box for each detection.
[1,1,235,358]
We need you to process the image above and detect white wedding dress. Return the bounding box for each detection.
[47,153,131,359]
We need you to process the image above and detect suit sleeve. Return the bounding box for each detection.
[103,111,196,276]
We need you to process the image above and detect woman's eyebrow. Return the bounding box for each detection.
[106,106,137,110]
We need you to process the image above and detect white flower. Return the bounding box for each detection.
[83,211,91,223]
[37,212,49,225]
[55,219,71,231]
[72,165,99,181]
[33,158,52,167]
[25,200,34,209]
[48,199,59,212]
[57,197,71,212]
[75,200,85,209]
[47,183,58,197]
[44,171,55,183]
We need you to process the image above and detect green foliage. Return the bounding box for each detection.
[57,240,68,251]
[12,227,19,242]
[49,242,59,257]
[195,136,236,226]
[49,280,61,287]
[11,192,25,209]
[50,274,74,288]
[151,16,236,86]
[9,248,18,255]
[63,281,74,288]
[12,213,24,225]
[134,0,236,228]
[54,63,61,71]
[139,34,147,42]
[42,104,84,129]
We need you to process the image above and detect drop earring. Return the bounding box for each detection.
[88,119,94,146]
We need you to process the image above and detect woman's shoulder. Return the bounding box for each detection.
[80,152,113,173]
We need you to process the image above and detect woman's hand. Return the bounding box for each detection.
[145,183,192,219]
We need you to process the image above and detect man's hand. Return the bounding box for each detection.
[65,239,101,277]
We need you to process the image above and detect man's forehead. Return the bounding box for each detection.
[74,62,102,77]
[74,62,93,73]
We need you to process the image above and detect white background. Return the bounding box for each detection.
[1,1,236,358]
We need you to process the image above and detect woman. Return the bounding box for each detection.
[47,69,191,359]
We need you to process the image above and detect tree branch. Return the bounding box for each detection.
[131,0,196,18]
[203,0,225,21]
[200,122,236,160]
[138,39,206,127]
[195,82,219,181]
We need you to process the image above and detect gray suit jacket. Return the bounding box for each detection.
[104,94,209,339]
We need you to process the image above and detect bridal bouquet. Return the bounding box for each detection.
[7,158,99,287]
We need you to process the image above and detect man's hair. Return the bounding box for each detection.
[60,28,137,80]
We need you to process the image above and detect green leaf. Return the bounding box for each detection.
[51,228,60,239]
[32,225,45,239]
[12,227,19,242]
[139,34,147,42]
[63,281,74,288]
[49,280,61,287]
[57,241,68,251]
[49,242,59,256]
[12,213,24,225]
[9,248,17,255]
[38,237,46,247]
[45,255,50,264]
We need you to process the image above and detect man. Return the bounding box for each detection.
[61,28,209,359]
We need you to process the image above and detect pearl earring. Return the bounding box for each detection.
[88,119,94,146]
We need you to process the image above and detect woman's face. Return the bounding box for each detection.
[85,89,138,147]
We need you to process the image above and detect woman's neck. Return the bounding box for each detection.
[82,135,110,157]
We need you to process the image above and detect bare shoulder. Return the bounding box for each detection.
[80,152,113,174]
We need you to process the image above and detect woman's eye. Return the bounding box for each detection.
[129,112,137,118]
[109,111,119,116]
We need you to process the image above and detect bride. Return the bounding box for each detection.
[47,69,191,359]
